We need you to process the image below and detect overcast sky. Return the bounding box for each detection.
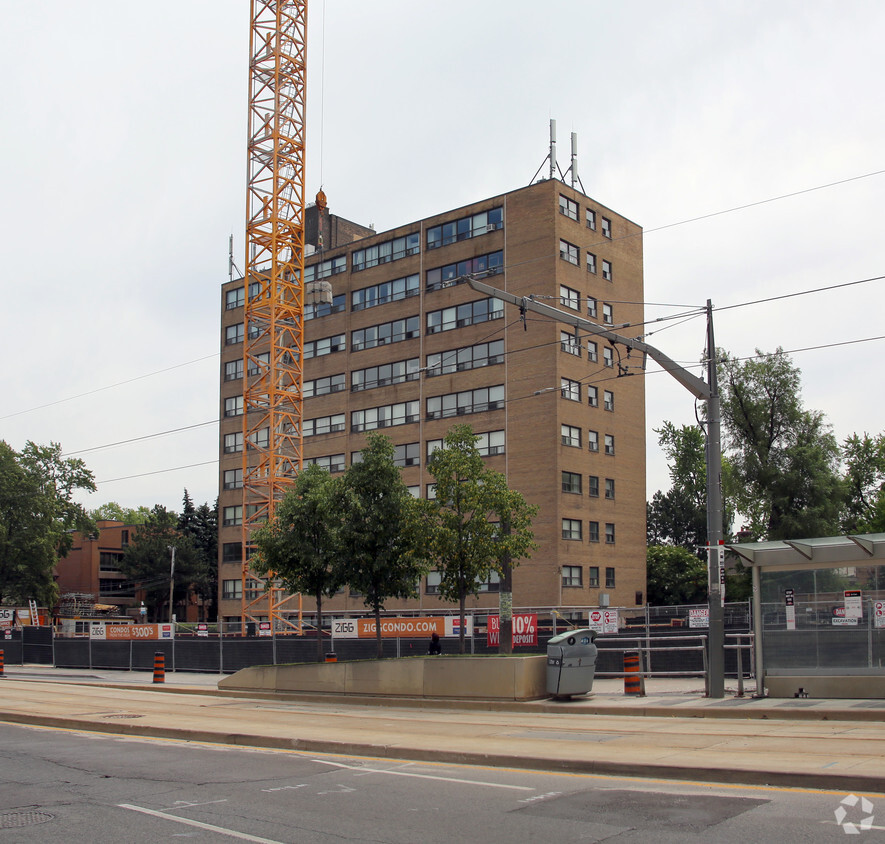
[2,1,883,518]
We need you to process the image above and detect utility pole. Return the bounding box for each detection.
[465,277,727,697]
[167,545,176,625]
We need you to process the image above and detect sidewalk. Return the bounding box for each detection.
[2,665,885,793]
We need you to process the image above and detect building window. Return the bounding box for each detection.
[588,475,599,498]
[559,195,578,220]
[562,519,582,541]
[305,253,347,281]
[351,359,420,391]
[352,275,419,311]
[120,530,129,548]
[426,386,505,420]
[560,331,581,357]
[222,542,242,563]
[559,239,579,265]
[352,232,420,271]
[353,315,420,350]
[223,468,243,490]
[588,430,599,452]
[225,323,244,345]
[224,359,244,382]
[605,523,616,545]
[351,401,419,433]
[588,566,600,588]
[305,373,347,398]
[559,284,580,310]
[426,250,503,292]
[304,334,345,359]
[604,390,614,412]
[606,566,616,586]
[99,552,122,572]
[588,521,600,542]
[247,352,270,377]
[587,385,598,407]
[586,252,596,274]
[224,431,243,453]
[587,340,598,363]
[602,260,612,281]
[426,339,504,376]
[224,396,243,417]
[305,293,346,320]
[605,478,615,500]
[601,217,612,238]
[425,298,503,334]
[560,377,580,402]
[305,454,346,473]
[476,570,501,593]
[248,427,270,449]
[562,471,582,494]
[223,505,243,527]
[304,413,346,437]
[603,347,614,368]
[393,442,420,467]
[562,565,582,587]
[587,297,598,319]
[561,424,581,448]
[222,579,242,600]
[586,209,596,230]
[426,207,503,250]
[225,287,245,310]
[426,571,441,594]
[605,434,615,456]
[602,303,613,325]
[476,430,505,456]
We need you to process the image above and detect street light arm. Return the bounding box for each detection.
[465,276,711,399]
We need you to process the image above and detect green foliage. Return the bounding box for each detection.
[337,433,430,658]
[841,433,885,533]
[646,545,708,605]
[120,504,201,622]
[718,348,843,540]
[0,440,95,606]
[420,425,538,652]
[89,502,152,524]
[252,465,343,661]
[177,490,218,620]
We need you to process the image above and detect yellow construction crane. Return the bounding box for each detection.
[240,0,326,632]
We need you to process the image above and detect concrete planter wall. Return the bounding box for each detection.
[218,655,548,701]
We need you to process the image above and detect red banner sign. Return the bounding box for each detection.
[487,614,538,647]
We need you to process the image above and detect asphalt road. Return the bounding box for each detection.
[1,722,881,843]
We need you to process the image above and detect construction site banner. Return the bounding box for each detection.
[331,617,473,639]
[90,623,174,641]
[487,613,538,647]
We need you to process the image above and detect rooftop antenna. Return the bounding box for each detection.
[562,132,586,194]
[529,118,565,185]
[229,234,242,281]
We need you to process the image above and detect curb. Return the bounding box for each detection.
[3,708,885,794]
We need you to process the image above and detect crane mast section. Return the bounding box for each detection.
[242,0,308,622]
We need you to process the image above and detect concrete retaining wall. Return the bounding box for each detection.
[765,674,885,699]
[218,655,548,700]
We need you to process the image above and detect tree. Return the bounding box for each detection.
[719,348,843,540]
[646,423,712,553]
[251,465,343,662]
[841,433,885,533]
[336,433,429,659]
[646,545,708,606]
[177,491,218,621]
[89,502,152,524]
[421,425,538,654]
[0,440,95,607]
[120,505,200,621]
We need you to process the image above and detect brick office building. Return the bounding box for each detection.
[217,179,646,627]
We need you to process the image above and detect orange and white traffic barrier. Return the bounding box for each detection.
[624,651,644,696]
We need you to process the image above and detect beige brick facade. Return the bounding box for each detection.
[218,180,646,624]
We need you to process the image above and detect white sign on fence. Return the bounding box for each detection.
[587,609,618,634]
[688,608,709,628]
[875,601,885,629]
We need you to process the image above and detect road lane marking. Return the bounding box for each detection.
[313,759,534,790]
[118,804,284,843]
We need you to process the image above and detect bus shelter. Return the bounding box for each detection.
[730,533,885,698]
